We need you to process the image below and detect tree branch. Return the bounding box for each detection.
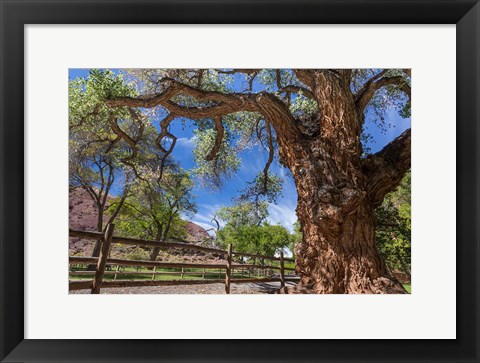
[109,113,138,160]
[156,113,177,180]
[355,75,411,115]
[362,128,411,208]
[100,161,114,209]
[292,69,314,89]
[205,116,225,161]
[278,85,315,99]
[105,79,302,145]
[81,183,100,205]
[262,120,274,194]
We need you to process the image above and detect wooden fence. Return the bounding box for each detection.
[69,224,298,294]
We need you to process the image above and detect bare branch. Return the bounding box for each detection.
[108,113,138,160]
[156,113,177,181]
[81,184,100,205]
[100,161,114,209]
[105,180,130,226]
[275,69,282,89]
[262,121,274,194]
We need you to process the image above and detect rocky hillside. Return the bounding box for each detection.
[69,187,107,232]
[69,187,211,255]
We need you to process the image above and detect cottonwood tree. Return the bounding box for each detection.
[216,201,269,229]
[102,68,411,294]
[216,201,292,258]
[69,150,132,257]
[69,70,152,258]
[116,166,197,261]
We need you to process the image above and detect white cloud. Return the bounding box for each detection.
[267,202,297,232]
[176,136,197,149]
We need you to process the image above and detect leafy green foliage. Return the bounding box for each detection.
[192,127,241,188]
[375,172,411,278]
[289,94,318,122]
[115,167,196,241]
[69,70,144,232]
[217,201,269,229]
[288,221,303,258]
[239,172,284,203]
[217,223,292,257]
[216,201,293,256]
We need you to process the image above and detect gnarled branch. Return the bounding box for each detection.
[108,113,137,159]
[262,120,275,194]
[106,79,302,144]
[355,75,411,115]
[156,113,177,181]
[362,128,411,208]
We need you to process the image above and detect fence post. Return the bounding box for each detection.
[91,223,115,294]
[225,243,232,294]
[280,251,285,288]
[114,264,120,281]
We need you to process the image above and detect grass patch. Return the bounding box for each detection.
[403,283,411,293]
[69,265,263,281]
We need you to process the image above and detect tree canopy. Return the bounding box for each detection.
[69,68,411,293]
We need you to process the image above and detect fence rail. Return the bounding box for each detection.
[69,225,299,294]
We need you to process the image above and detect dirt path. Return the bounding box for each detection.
[70,281,297,294]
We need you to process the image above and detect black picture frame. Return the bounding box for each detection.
[1,1,479,362]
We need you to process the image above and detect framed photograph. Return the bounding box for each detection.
[1,0,479,362]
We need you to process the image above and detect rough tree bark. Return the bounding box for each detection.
[278,70,410,293]
[105,69,411,294]
[282,70,410,293]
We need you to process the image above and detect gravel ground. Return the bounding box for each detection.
[70,281,298,294]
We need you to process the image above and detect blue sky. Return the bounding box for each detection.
[69,69,411,234]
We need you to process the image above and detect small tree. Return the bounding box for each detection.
[116,166,197,261]
[217,223,292,258]
[69,70,141,258]
[216,201,291,257]
[216,201,269,229]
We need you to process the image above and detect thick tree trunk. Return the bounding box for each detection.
[149,228,164,261]
[277,70,407,294]
[287,141,407,293]
[91,209,104,256]
[88,208,104,271]
[294,197,405,294]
